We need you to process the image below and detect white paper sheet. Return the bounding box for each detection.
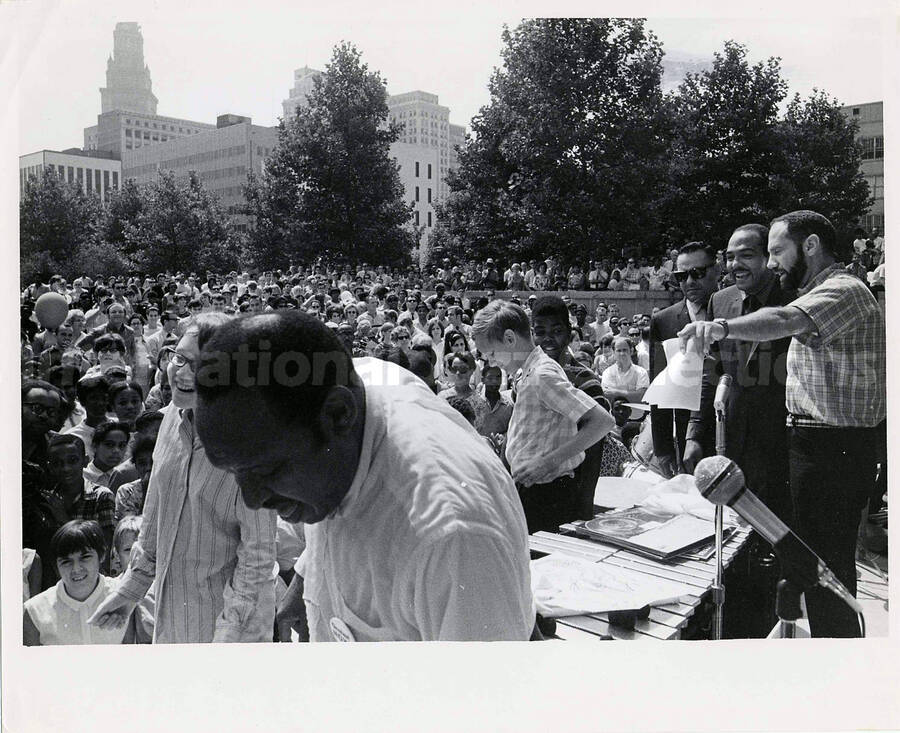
[530,554,692,618]
[643,337,703,411]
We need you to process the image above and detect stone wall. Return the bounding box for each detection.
[424,290,681,318]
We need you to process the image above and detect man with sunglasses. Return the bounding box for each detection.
[649,242,719,477]
[678,211,886,638]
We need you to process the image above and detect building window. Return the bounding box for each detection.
[860,136,884,160]
[103,170,110,195]
[57,165,64,177]
[86,169,92,191]
[415,186,419,202]
[870,175,883,201]
[95,172,101,193]
[112,171,118,190]
[427,211,432,227]
[427,188,432,203]
[67,166,74,183]
[415,161,419,177]
[415,211,420,226]
[852,108,860,116]
[77,167,83,186]
[125,129,132,137]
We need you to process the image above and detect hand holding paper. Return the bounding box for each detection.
[643,338,703,411]
[677,320,727,355]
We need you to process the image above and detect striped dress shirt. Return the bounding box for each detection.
[116,407,278,643]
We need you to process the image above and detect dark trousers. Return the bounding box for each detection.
[518,474,581,535]
[789,425,879,638]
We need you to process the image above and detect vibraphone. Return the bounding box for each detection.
[529,521,755,640]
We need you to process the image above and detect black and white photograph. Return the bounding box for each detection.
[3,0,898,730]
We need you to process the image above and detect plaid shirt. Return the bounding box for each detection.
[42,479,116,535]
[787,264,886,427]
[506,346,598,481]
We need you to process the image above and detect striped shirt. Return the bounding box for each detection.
[506,346,598,481]
[116,407,278,643]
[787,265,886,427]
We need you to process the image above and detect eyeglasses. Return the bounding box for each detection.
[450,366,471,375]
[673,266,711,283]
[395,335,410,342]
[170,352,195,369]
[97,345,122,353]
[24,402,59,418]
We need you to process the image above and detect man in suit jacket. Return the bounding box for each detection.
[683,224,793,521]
[649,242,719,476]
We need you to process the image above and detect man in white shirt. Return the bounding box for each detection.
[193,312,535,642]
[601,336,650,403]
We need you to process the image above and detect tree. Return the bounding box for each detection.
[664,41,788,247]
[441,18,673,263]
[776,90,873,248]
[124,171,240,275]
[19,168,101,285]
[99,179,144,260]
[245,42,415,268]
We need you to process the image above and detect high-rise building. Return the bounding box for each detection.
[282,66,323,120]
[85,23,214,157]
[841,101,884,234]
[121,115,278,231]
[281,71,468,249]
[100,22,158,116]
[19,148,122,204]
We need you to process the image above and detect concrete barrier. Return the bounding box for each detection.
[422,290,681,318]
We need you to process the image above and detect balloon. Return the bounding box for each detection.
[34,292,69,330]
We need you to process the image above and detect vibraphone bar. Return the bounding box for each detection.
[529,523,755,640]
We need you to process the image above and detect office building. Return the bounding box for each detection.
[85,110,216,157]
[282,70,467,247]
[121,114,278,230]
[19,148,122,203]
[842,101,884,234]
[282,66,323,120]
[85,23,215,157]
[100,22,158,115]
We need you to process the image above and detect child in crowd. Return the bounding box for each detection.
[114,435,156,522]
[84,421,131,489]
[107,410,164,494]
[43,433,117,570]
[62,374,110,461]
[472,301,615,533]
[110,516,155,643]
[24,520,130,645]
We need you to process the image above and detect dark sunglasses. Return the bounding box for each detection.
[450,366,471,375]
[672,266,711,283]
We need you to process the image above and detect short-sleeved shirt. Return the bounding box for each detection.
[601,363,650,394]
[787,265,885,427]
[506,346,598,481]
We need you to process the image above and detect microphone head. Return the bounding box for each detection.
[693,455,745,506]
[718,374,733,388]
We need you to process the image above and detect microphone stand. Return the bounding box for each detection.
[711,401,727,641]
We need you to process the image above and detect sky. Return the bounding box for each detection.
[6,0,891,156]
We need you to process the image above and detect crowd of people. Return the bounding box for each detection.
[19,211,886,643]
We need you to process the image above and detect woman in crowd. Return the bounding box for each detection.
[128,313,151,395]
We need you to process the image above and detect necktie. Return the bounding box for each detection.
[741,294,759,316]
[741,295,760,377]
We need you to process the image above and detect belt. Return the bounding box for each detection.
[786,414,833,429]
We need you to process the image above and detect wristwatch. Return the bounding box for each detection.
[713,318,729,339]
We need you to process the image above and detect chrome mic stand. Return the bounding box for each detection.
[711,375,731,640]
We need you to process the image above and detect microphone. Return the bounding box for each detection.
[713,374,732,413]
[694,455,862,614]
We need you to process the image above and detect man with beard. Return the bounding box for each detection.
[679,211,885,638]
[681,224,793,527]
[649,242,719,477]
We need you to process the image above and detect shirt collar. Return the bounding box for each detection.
[798,263,845,296]
[685,299,706,321]
[332,385,375,519]
[520,345,544,377]
[55,576,105,611]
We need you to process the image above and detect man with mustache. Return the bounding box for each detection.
[679,210,886,638]
[682,224,793,527]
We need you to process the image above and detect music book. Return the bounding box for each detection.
[580,506,721,560]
